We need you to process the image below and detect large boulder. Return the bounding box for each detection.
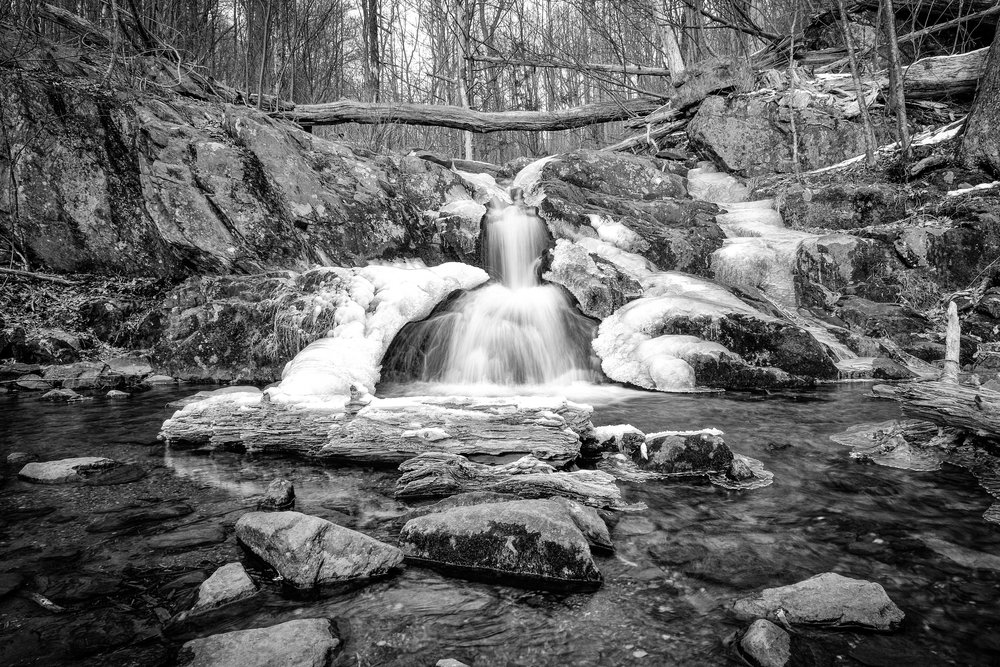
[593,271,837,391]
[731,572,905,631]
[688,95,874,176]
[0,66,479,278]
[234,511,403,588]
[179,618,339,667]
[523,151,725,276]
[638,431,734,475]
[399,498,604,589]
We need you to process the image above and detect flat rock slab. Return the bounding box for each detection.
[731,572,904,631]
[18,457,118,484]
[399,498,604,590]
[235,511,403,589]
[145,524,226,551]
[192,563,257,613]
[86,502,194,533]
[83,464,148,486]
[180,618,339,667]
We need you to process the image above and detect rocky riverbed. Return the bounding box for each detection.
[2,384,1000,665]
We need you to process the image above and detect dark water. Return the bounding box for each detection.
[1,383,999,666]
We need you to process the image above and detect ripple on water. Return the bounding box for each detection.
[1,383,1000,665]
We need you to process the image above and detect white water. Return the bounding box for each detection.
[395,199,596,386]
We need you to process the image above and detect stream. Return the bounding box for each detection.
[2,383,999,665]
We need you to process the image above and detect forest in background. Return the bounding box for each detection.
[2,0,998,162]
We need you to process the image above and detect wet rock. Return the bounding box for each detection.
[234,511,403,588]
[0,572,24,598]
[37,572,122,603]
[836,297,929,338]
[18,457,118,484]
[144,374,176,385]
[41,387,87,402]
[6,452,37,466]
[15,373,49,390]
[105,357,154,383]
[590,424,646,456]
[258,478,295,511]
[65,609,149,658]
[542,240,642,319]
[436,660,471,667]
[399,498,603,589]
[145,524,226,551]
[190,563,257,613]
[740,619,790,667]
[849,635,937,666]
[106,389,130,399]
[731,572,905,630]
[83,463,147,485]
[44,361,109,390]
[638,430,733,475]
[689,95,875,176]
[528,151,725,276]
[179,618,339,667]
[86,501,194,532]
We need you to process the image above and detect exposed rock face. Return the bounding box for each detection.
[180,618,339,667]
[1,71,479,277]
[740,619,791,667]
[795,235,901,308]
[190,563,257,614]
[688,95,873,176]
[399,499,604,589]
[774,182,910,230]
[158,262,487,384]
[234,511,403,588]
[542,240,642,319]
[731,572,905,631]
[523,151,725,276]
[18,457,118,484]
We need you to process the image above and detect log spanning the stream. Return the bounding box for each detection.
[159,391,592,466]
[275,97,665,133]
[395,452,630,510]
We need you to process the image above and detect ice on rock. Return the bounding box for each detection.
[272,262,488,401]
[593,272,771,391]
[511,155,557,202]
[575,237,657,281]
[587,214,647,253]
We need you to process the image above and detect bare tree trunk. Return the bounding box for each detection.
[880,0,911,162]
[959,26,1000,175]
[837,0,877,167]
[651,0,685,79]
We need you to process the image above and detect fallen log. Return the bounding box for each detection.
[275,96,665,133]
[159,392,592,466]
[891,381,1000,438]
[395,452,631,510]
[469,54,676,78]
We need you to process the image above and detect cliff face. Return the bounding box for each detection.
[1,71,474,278]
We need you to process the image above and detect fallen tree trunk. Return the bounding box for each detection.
[890,381,1000,438]
[469,54,675,78]
[275,96,665,133]
[395,452,631,510]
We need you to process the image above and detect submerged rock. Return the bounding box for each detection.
[180,618,339,667]
[41,388,87,402]
[399,498,604,589]
[6,452,37,466]
[18,457,118,484]
[190,563,258,614]
[259,479,295,511]
[731,572,905,631]
[86,502,194,532]
[234,511,403,588]
[739,619,791,667]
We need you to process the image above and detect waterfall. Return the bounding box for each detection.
[383,192,597,387]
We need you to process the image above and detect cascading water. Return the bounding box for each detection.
[383,190,598,387]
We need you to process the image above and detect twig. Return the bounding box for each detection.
[0,267,78,286]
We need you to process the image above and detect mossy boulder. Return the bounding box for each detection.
[399,498,604,589]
